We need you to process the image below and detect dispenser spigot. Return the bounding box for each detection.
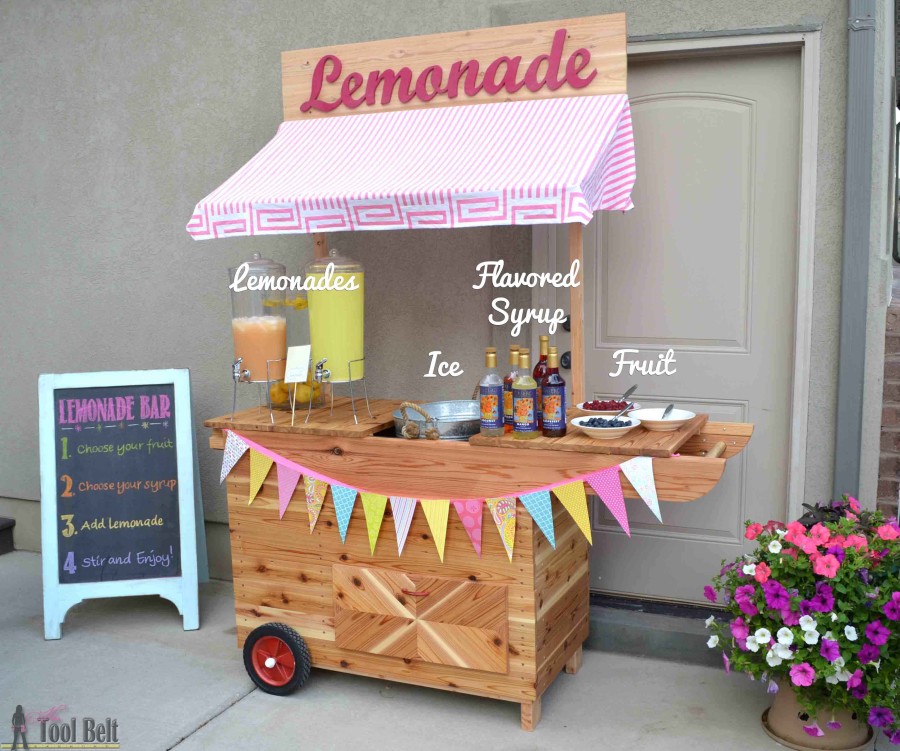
[232,357,250,383]
[314,358,331,383]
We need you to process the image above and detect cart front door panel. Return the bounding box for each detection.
[333,564,509,673]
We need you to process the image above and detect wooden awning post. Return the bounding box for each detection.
[313,233,329,259]
[568,223,585,406]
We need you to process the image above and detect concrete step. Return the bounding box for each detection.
[0,517,14,555]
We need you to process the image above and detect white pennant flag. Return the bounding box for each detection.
[220,431,249,483]
[620,456,662,522]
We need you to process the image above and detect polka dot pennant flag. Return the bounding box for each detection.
[486,497,516,561]
[452,500,484,557]
[619,457,662,523]
[331,484,358,543]
[552,480,592,544]
[248,450,273,506]
[585,466,631,537]
[220,431,249,483]
[421,500,450,561]
[360,492,388,554]
[518,490,555,548]
[275,462,302,519]
[390,497,417,555]
[304,476,329,532]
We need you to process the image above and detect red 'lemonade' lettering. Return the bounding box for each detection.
[300,28,596,114]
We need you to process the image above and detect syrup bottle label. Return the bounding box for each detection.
[542,385,566,430]
[503,384,514,427]
[480,385,503,430]
[513,388,538,432]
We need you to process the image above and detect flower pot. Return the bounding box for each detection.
[761,682,873,751]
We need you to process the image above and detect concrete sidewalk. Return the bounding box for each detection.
[1,551,779,751]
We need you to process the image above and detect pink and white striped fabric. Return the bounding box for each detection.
[186,94,634,240]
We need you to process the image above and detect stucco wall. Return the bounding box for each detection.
[0,0,892,574]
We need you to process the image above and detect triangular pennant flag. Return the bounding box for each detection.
[585,466,631,537]
[486,497,516,561]
[390,497,416,555]
[552,481,592,544]
[620,457,662,522]
[421,500,451,561]
[275,462,302,519]
[519,490,556,548]
[331,484,358,543]
[452,500,484,557]
[248,449,273,505]
[304,476,329,531]
[360,492,388,554]
[220,431,249,483]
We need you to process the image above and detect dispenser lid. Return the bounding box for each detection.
[230,252,285,277]
[304,248,363,274]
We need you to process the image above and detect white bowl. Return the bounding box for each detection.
[627,408,695,432]
[577,402,641,417]
[570,415,641,440]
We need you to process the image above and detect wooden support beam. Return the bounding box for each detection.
[520,697,542,731]
[313,233,329,259]
[569,223,585,405]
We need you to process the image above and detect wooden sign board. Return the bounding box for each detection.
[39,369,204,639]
[282,13,626,120]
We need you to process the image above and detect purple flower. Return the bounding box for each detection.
[889,730,900,745]
[826,720,842,730]
[868,707,895,729]
[781,608,801,626]
[799,600,815,616]
[884,599,900,621]
[819,639,840,662]
[730,617,750,641]
[866,620,891,646]
[722,651,730,674]
[825,545,846,562]
[803,722,824,738]
[703,585,717,603]
[735,584,758,617]
[850,681,869,699]
[738,600,758,617]
[859,568,871,585]
[789,662,815,687]
[847,669,864,689]
[858,643,880,663]
[763,580,790,611]
[812,583,834,612]
[719,562,735,577]
[767,679,779,694]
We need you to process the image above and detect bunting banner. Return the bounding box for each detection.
[620,456,662,522]
[585,466,631,537]
[220,431,249,483]
[248,449,273,506]
[331,484,358,543]
[360,492,388,554]
[452,500,484,557]
[486,497,516,561]
[421,499,450,561]
[552,480,592,544]
[390,497,416,555]
[276,462,302,519]
[304,476,329,532]
[518,490,556,549]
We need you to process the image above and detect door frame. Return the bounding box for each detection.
[532,30,820,521]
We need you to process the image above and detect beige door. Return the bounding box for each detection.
[543,50,802,603]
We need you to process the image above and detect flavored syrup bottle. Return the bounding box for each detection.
[533,335,550,428]
[541,346,567,438]
[479,347,504,437]
[513,349,539,440]
[503,345,520,434]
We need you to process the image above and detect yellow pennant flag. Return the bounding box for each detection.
[304,476,329,531]
[553,480,593,544]
[359,492,388,554]
[248,449,274,505]
[420,499,450,561]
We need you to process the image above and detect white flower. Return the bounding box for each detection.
[768,540,783,554]
[776,528,788,537]
[707,634,719,648]
[754,628,772,644]
[766,649,783,667]
[777,627,795,646]
[872,660,881,673]
[803,630,820,645]
[833,656,845,668]
[773,643,794,660]
[799,615,818,632]
[824,631,834,640]
[745,636,760,653]
[844,625,858,641]
[836,668,852,682]
[826,673,840,684]
[705,615,716,628]
[830,612,839,622]
[742,563,757,576]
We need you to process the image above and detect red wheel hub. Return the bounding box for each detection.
[251,636,297,687]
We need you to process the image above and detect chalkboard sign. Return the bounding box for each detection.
[39,370,201,639]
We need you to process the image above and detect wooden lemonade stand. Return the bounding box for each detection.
[191,13,753,730]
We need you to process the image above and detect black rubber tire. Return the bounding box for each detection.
[243,622,311,695]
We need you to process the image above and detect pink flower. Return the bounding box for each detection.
[812,554,840,578]
[846,512,859,522]
[730,617,750,641]
[845,534,868,552]
[848,496,861,513]
[798,535,818,555]
[803,722,824,738]
[745,523,764,540]
[790,662,815,687]
[703,585,717,603]
[809,523,831,547]
[782,546,799,560]
[876,524,899,541]
[754,562,771,584]
[784,521,806,544]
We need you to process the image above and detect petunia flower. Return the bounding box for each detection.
[781,608,801,626]
[745,522,763,540]
[865,620,891,646]
[850,682,868,699]
[803,722,824,738]
[847,669,864,688]
[803,629,820,645]
[868,707,895,729]
[825,545,846,562]
[845,534,868,552]
[799,615,818,632]
[763,580,790,611]
[742,563,757,577]
[820,639,840,662]
[754,562,771,584]
[722,651,730,674]
[826,720,842,730]
[707,634,719,648]
[754,628,772,643]
[789,662,815,687]
[767,679,779,694]
[848,496,861,513]
[809,523,831,546]
[782,546,800,560]
[885,599,900,622]
[776,627,794,646]
[812,553,840,578]
[730,617,750,641]
[773,643,794,661]
[888,729,900,746]
[705,615,716,628]
[858,643,880,663]
[703,585,717,603]
[745,635,760,653]
[784,521,806,544]
[765,649,783,667]
[798,536,818,555]
[844,625,858,641]
[768,540,783,554]
[876,524,900,541]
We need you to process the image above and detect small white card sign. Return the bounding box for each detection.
[284,345,311,384]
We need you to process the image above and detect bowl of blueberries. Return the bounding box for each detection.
[570,414,641,440]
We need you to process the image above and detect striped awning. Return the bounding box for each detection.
[186,94,635,240]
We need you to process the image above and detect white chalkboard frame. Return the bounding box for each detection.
[39,369,200,639]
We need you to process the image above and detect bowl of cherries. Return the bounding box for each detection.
[578,399,641,416]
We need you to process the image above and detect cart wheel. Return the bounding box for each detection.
[243,622,311,695]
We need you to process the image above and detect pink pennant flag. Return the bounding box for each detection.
[275,462,302,519]
[585,466,631,537]
[452,500,483,556]
[390,497,417,555]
